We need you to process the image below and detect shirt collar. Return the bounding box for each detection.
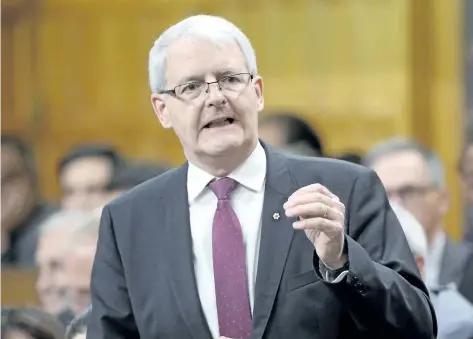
[187,141,267,203]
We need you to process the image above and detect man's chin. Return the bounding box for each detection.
[204,142,240,157]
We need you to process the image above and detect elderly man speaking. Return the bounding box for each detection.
[87,15,436,339]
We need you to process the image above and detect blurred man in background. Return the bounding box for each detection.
[1,135,57,267]
[391,202,473,339]
[364,138,473,293]
[58,144,124,210]
[35,211,97,318]
[258,113,324,156]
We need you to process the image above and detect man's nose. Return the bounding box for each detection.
[206,82,226,106]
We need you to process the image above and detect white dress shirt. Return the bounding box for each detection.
[187,142,266,339]
[424,230,447,288]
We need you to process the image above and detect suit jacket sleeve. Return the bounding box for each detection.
[86,206,139,339]
[314,168,437,338]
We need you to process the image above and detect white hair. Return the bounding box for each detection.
[390,202,428,258]
[148,14,258,93]
[39,210,96,237]
[70,212,100,244]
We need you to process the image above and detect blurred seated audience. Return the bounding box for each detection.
[363,138,473,297]
[459,123,473,244]
[106,161,169,200]
[1,135,57,268]
[58,144,124,210]
[65,306,91,339]
[258,112,324,156]
[1,307,65,339]
[35,211,97,317]
[391,202,473,339]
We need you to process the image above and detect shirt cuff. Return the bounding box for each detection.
[319,261,349,283]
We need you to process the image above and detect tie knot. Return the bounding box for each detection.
[208,177,238,200]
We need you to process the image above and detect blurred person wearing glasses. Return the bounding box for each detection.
[363,138,473,294]
[87,15,435,339]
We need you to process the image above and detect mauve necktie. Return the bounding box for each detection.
[209,178,252,339]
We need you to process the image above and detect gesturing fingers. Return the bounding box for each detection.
[290,183,332,197]
[284,192,345,214]
[284,201,344,222]
[292,217,342,235]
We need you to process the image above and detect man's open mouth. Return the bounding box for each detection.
[204,117,235,128]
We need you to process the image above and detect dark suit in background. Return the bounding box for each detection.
[458,250,473,304]
[438,239,472,286]
[87,147,436,339]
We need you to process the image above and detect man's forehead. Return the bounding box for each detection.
[372,150,426,169]
[165,37,246,85]
[64,156,111,173]
[371,151,430,186]
[68,243,97,257]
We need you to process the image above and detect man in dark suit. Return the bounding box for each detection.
[363,138,473,293]
[87,15,436,339]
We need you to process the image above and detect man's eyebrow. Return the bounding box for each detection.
[175,74,205,85]
[215,69,242,77]
[174,69,243,86]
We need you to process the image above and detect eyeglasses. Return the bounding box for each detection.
[159,73,253,101]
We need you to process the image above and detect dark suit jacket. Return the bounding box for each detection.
[463,205,473,245]
[458,248,473,304]
[439,238,471,287]
[87,146,436,339]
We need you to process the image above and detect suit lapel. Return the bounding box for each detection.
[164,164,213,339]
[252,147,298,339]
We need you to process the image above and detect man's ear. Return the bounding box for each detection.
[151,93,172,129]
[253,75,264,113]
